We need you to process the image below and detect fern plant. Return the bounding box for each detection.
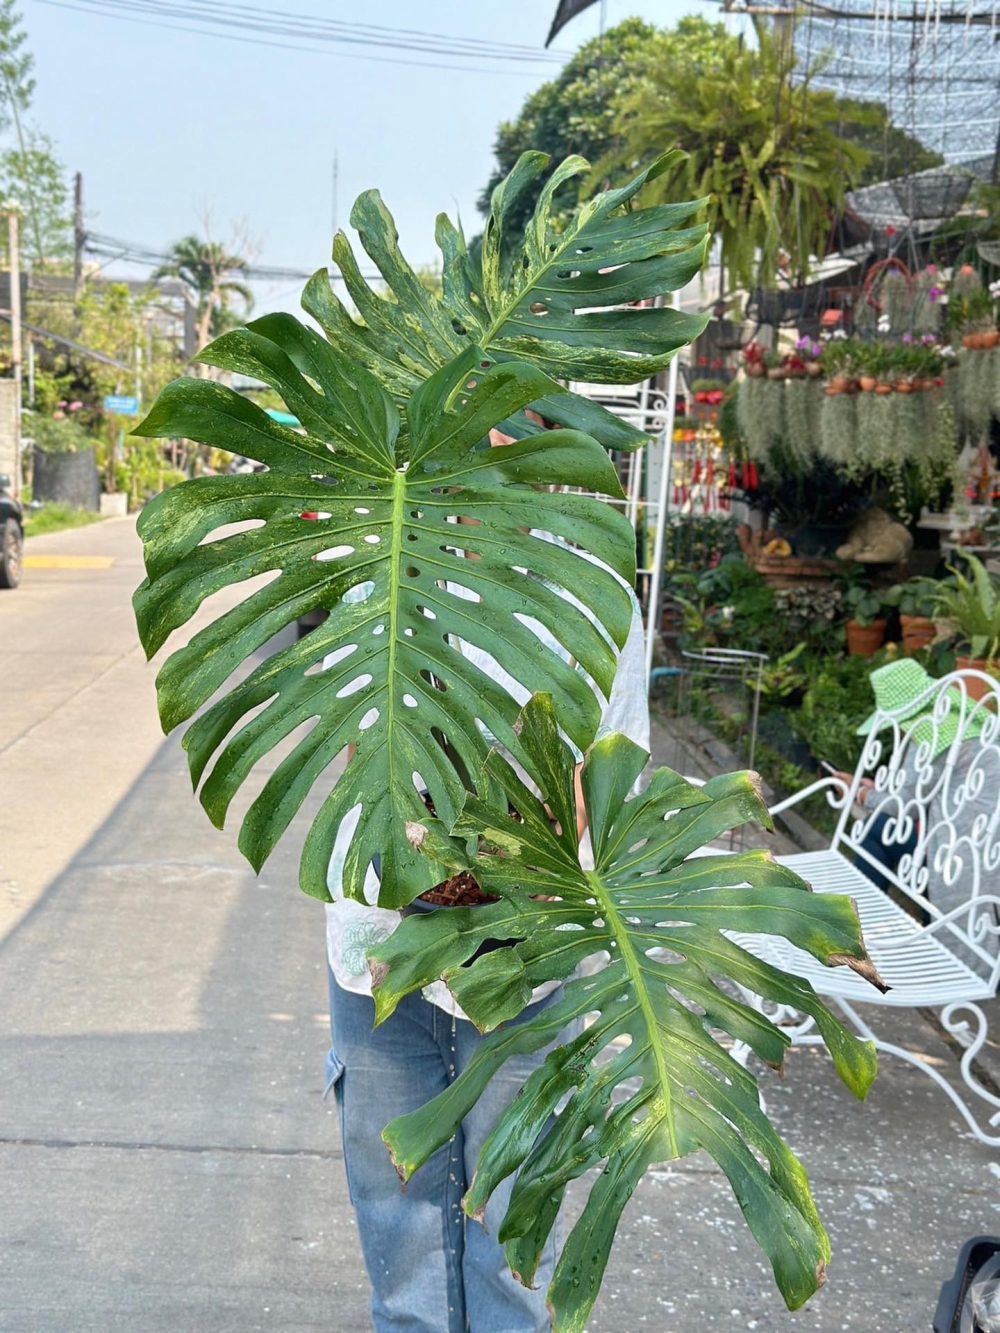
[934,552,1000,660]
[131,155,879,1330]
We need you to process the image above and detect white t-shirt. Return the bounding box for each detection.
[324,554,650,1018]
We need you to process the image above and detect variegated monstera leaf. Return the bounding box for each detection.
[133,346,635,906]
[302,149,709,450]
[371,695,883,1332]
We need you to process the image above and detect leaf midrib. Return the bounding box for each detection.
[481,203,617,350]
[586,868,679,1160]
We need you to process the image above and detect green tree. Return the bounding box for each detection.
[154,233,254,362]
[0,127,71,264]
[480,17,728,236]
[835,98,943,186]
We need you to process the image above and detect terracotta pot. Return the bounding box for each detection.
[805,361,823,378]
[846,618,887,657]
[982,329,1000,349]
[745,362,765,377]
[963,333,980,350]
[859,375,877,392]
[830,374,853,393]
[874,381,893,395]
[766,367,786,381]
[955,656,997,702]
[900,614,936,653]
[896,380,913,393]
[823,384,843,396]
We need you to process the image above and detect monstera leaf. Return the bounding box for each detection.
[302,150,709,450]
[133,344,636,905]
[371,695,882,1332]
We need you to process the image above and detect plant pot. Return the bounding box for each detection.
[874,381,893,395]
[896,380,913,394]
[745,363,765,378]
[858,375,877,392]
[766,367,786,381]
[805,361,823,378]
[900,614,936,653]
[955,655,997,702]
[962,333,980,350]
[830,374,853,394]
[982,329,1000,349]
[846,618,887,656]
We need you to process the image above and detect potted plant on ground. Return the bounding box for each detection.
[932,552,1000,698]
[883,576,939,652]
[844,581,887,656]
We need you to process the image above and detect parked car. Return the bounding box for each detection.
[0,473,23,589]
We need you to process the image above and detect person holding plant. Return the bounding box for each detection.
[323,425,650,1333]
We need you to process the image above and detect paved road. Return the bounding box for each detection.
[0,518,997,1331]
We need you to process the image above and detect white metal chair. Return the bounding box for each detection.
[730,668,1000,1146]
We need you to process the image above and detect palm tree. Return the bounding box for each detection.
[155,235,254,364]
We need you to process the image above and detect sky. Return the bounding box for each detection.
[25,0,720,313]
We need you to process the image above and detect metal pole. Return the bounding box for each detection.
[9,210,22,456]
[27,335,34,407]
[644,348,679,685]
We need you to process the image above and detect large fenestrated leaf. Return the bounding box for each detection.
[371,695,882,1332]
[301,150,710,450]
[132,342,636,906]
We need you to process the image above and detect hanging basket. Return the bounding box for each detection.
[891,168,972,222]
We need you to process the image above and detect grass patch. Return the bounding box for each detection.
[24,503,106,538]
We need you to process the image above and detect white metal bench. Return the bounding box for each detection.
[730,668,1000,1146]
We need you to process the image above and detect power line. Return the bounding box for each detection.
[32,0,567,74]
[83,229,385,284]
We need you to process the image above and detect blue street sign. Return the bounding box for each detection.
[103,395,140,417]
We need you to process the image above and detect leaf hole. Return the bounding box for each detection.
[364,535,381,545]
[529,302,548,316]
[336,673,373,700]
[315,544,354,562]
[402,694,418,709]
[403,627,415,638]
[343,580,374,603]
[354,506,371,515]
[409,509,424,519]
[407,533,419,542]
[451,318,467,336]
[406,566,420,578]
[417,605,436,620]
[372,624,386,636]
[358,708,379,732]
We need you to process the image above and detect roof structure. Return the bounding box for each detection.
[791,1,1000,177]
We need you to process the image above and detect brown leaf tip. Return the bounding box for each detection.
[829,953,890,994]
[368,959,390,990]
[816,1260,828,1289]
[405,821,427,850]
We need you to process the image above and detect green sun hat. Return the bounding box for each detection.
[856,658,987,761]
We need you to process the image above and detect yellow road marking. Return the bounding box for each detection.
[24,555,116,570]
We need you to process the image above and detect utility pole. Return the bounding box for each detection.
[73,172,85,324]
[9,210,22,450]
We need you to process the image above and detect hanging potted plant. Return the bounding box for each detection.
[742,340,766,377]
[765,349,786,380]
[856,341,883,393]
[823,338,856,395]
[932,553,1000,699]
[796,335,823,377]
[843,582,888,656]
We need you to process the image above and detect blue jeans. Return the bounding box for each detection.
[326,974,558,1332]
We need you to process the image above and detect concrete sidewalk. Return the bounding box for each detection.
[1,521,998,1331]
